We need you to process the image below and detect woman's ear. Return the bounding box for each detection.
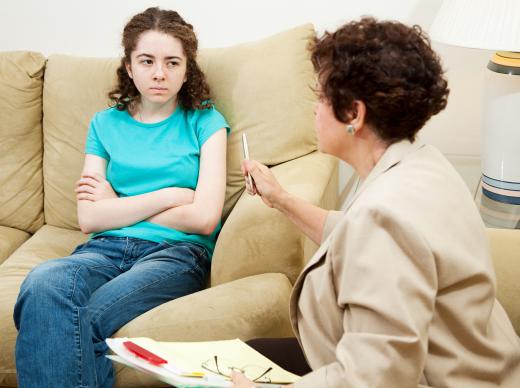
[125,61,133,79]
[349,100,367,132]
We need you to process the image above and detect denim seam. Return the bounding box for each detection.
[74,306,101,388]
[121,238,131,270]
[73,306,84,388]
[89,266,196,326]
[69,265,82,302]
[68,263,116,388]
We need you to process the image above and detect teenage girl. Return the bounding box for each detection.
[14,7,229,387]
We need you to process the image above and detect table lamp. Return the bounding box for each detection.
[430,0,520,228]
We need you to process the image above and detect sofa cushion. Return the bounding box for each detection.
[487,227,520,335]
[211,151,337,286]
[113,272,294,387]
[41,24,317,229]
[0,225,87,386]
[0,51,45,233]
[0,226,30,265]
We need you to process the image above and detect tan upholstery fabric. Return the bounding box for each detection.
[0,225,87,386]
[0,51,45,233]
[487,228,520,335]
[42,55,119,229]
[211,151,337,286]
[198,24,318,218]
[0,226,29,265]
[113,273,293,387]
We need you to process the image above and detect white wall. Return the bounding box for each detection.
[1,0,491,186]
[2,0,436,56]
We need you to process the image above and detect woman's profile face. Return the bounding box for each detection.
[314,97,349,157]
[126,30,188,107]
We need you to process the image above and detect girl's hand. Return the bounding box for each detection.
[75,172,117,202]
[241,160,285,208]
[230,371,256,388]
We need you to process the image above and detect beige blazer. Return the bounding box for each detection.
[290,140,520,387]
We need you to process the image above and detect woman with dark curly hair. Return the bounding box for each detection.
[234,18,520,388]
[14,7,229,387]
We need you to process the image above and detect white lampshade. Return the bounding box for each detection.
[429,0,520,51]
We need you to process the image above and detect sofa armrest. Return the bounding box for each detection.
[113,273,294,387]
[211,151,338,286]
[487,227,520,335]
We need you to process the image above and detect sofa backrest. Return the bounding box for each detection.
[41,24,318,230]
[0,51,46,233]
[197,24,318,218]
[42,56,119,229]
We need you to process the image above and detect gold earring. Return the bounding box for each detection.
[346,124,355,134]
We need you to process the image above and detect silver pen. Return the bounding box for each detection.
[242,133,254,189]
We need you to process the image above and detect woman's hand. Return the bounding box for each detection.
[75,172,117,202]
[231,371,294,388]
[241,160,285,208]
[230,371,256,388]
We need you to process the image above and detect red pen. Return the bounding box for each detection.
[122,340,205,377]
[123,340,167,366]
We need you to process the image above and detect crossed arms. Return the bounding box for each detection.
[76,128,227,236]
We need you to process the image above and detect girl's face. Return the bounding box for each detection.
[126,30,187,108]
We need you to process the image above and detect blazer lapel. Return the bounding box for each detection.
[343,140,425,211]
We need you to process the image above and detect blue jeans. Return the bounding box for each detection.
[13,236,210,388]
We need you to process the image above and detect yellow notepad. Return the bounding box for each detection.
[107,337,299,387]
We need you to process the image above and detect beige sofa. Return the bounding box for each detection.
[1,23,518,387]
[0,25,338,386]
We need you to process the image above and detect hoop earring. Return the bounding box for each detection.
[346,124,355,135]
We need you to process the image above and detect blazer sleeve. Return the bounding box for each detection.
[296,206,438,388]
[321,210,344,243]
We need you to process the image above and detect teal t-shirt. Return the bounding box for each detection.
[85,104,230,257]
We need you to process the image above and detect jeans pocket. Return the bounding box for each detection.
[161,241,209,272]
[190,243,209,261]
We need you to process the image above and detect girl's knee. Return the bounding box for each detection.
[19,259,76,295]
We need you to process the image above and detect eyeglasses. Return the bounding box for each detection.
[201,355,273,383]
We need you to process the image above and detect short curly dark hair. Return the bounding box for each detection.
[109,7,211,111]
[311,17,449,142]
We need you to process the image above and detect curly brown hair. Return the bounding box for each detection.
[109,7,211,111]
[311,17,449,142]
